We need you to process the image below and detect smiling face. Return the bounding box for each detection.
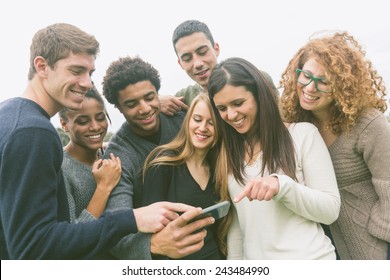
[188,99,216,151]
[116,80,161,137]
[213,85,258,135]
[297,58,333,115]
[41,52,95,115]
[175,32,220,90]
[61,97,108,152]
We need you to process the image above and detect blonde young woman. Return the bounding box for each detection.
[280,31,390,259]
[142,93,224,259]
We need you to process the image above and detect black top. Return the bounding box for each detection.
[142,163,223,260]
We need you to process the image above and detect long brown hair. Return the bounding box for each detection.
[208,57,297,255]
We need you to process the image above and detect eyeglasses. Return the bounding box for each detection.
[296,69,329,93]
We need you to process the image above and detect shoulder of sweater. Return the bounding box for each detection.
[288,122,318,135]
[287,122,320,151]
[358,108,383,123]
[184,83,202,91]
[160,111,185,124]
[175,83,202,96]
[335,109,388,148]
[109,122,136,144]
[7,122,60,149]
[354,108,387,132]
[104,128,133,155]
[62,151,91,172]
[8,102,62,162]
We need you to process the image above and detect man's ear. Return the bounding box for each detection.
[214,42,221,57]
[177,58,184,70]
[34,56,49,78]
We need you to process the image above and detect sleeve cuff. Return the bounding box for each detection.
[270,173,294,201]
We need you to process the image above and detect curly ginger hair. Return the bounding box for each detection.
[280,31,387,134]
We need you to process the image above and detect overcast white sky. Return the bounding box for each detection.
[1,0,389,132]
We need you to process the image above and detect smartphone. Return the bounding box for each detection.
[190,200,230,223]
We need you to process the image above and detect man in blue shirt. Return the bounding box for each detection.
[0,23,203,259]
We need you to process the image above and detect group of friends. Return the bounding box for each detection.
[0,19,389,260]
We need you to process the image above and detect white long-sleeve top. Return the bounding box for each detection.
[227,122,341,260]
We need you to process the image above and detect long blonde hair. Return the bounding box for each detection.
[143,93,220,180]
[143,93,227,255]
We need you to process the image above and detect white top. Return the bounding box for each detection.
[227,122,340,260]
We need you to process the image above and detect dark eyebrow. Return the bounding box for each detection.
[144,91,155,98]
[68,65,95,76]
[180,45,209,60]
[123,98,137,106]
[68,65,87,71]
[231,97,246,103]
[75,114,88,118]
[180,52,192,61]
[74,114,90,121]
[195,45,208,52]
[123,91,155,105]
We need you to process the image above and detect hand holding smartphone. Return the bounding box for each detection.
[189,201,230,223]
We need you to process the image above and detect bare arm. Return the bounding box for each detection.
[87,153,122,218]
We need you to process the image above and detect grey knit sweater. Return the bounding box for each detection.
[62,150,100,223]
[328,109,390,259]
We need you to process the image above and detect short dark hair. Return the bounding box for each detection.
[102,56,161,105]
[172,20,215,54]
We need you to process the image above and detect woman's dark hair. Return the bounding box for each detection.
[59,85,111,123]
[208,57,297,186]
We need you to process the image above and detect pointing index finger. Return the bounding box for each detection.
[234,181,254,203]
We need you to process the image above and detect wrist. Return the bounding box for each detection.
[95,184,113,196]
[150,233,160,255]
